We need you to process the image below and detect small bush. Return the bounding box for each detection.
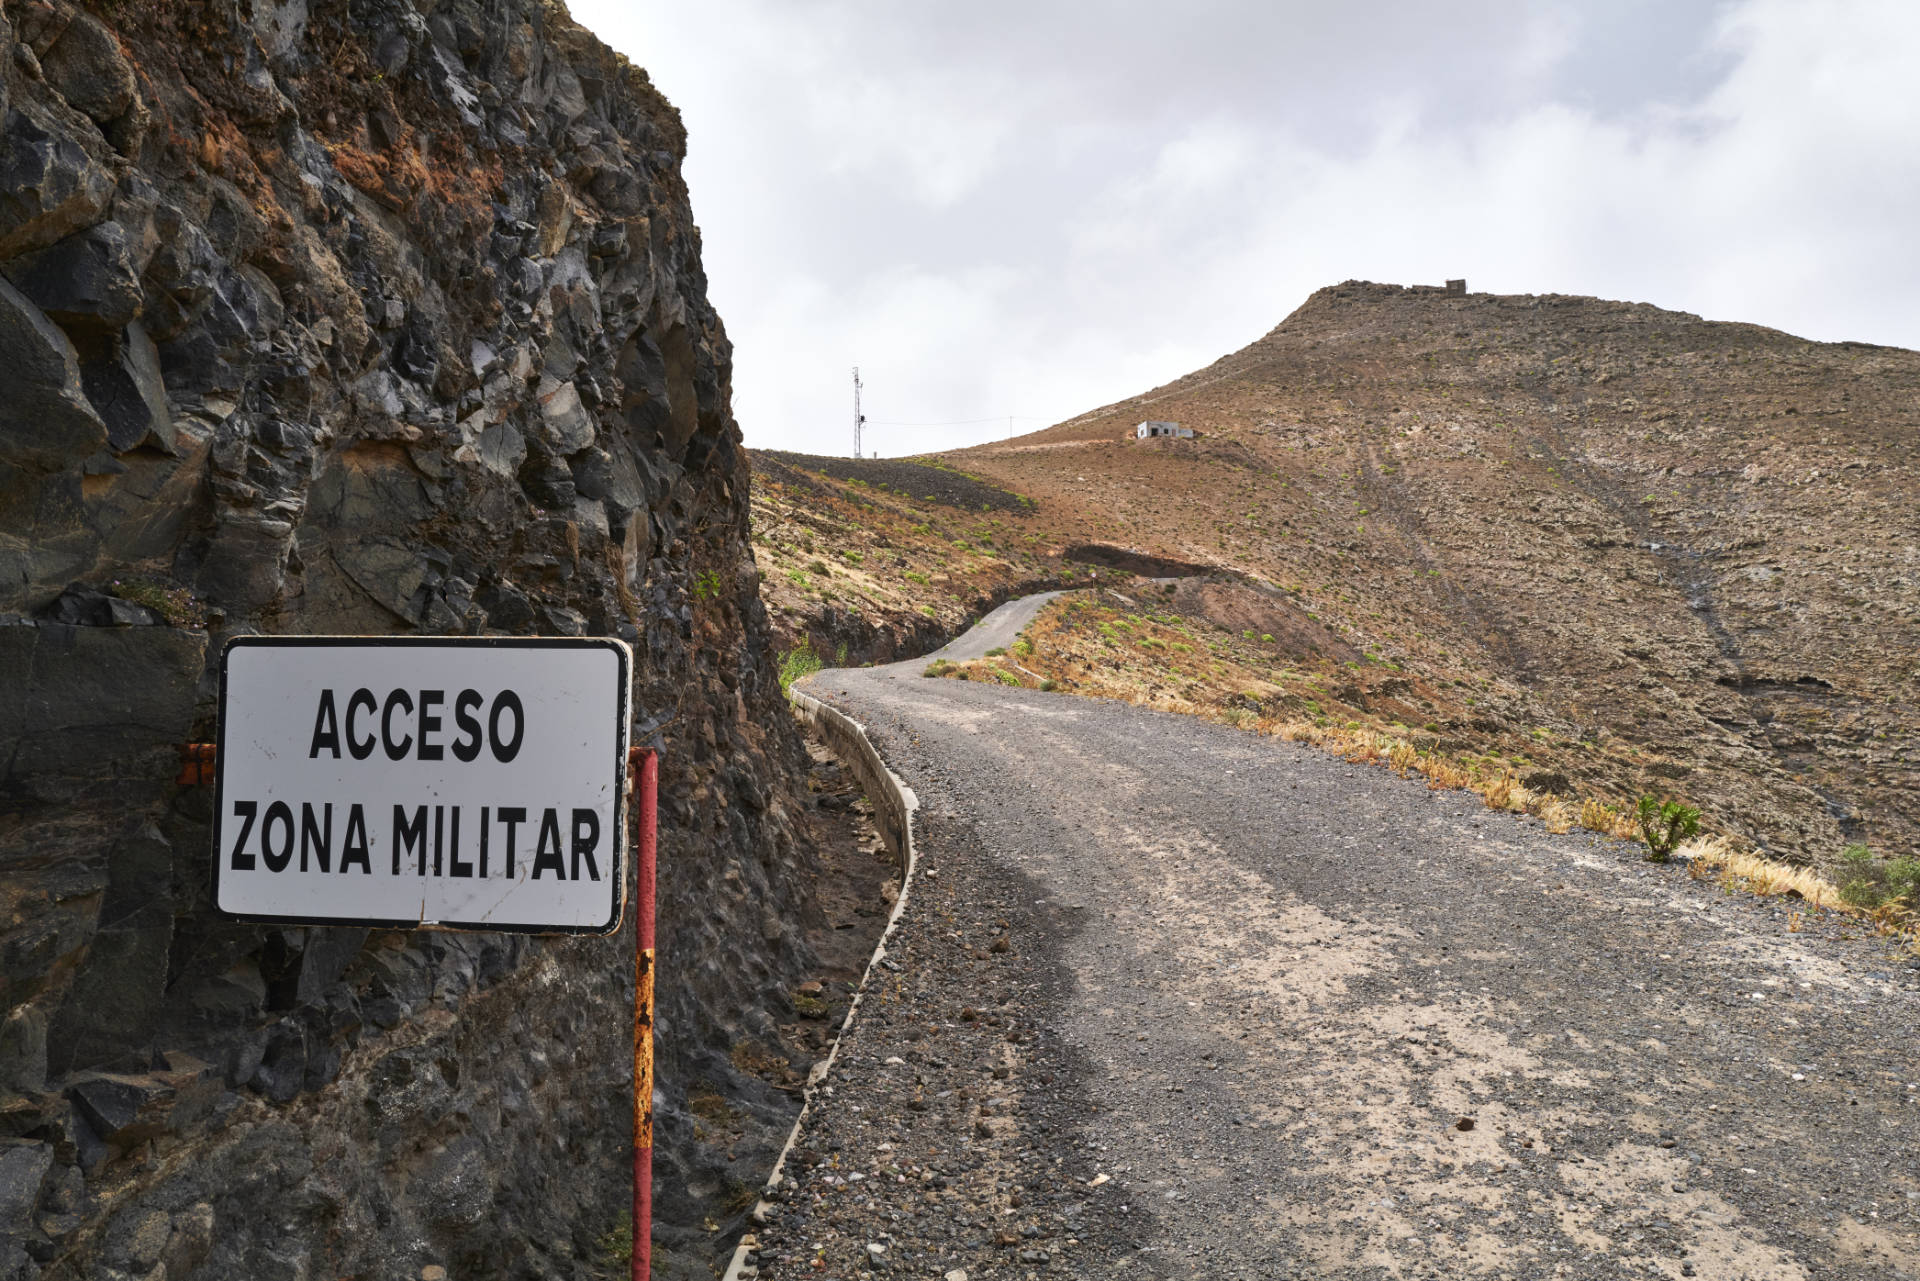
[1039,679,1058,692]
[904,570,930,585]
[1838,844,1920,910]
[778,644,822,694]
[596,1214,633,1269]
[984,646,1006,657]
[692,569,723,601]
[111,576,205,627]
[1636,796,1701,862]
[1579,797,1616,833]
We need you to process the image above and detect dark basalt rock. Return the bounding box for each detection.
[0,0,822,1276]
[0,276,106,470]
[3,219,142,335]
[0,104,115,261]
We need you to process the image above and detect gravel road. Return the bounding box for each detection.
[923,593,1063,663]
[746,610,1920,1281]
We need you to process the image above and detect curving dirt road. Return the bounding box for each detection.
[922,592,1063,664]
[744,603,1920,1281]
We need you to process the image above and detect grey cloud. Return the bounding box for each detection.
[579,0,1917,454]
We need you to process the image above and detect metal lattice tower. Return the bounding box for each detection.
[852,367,864,458]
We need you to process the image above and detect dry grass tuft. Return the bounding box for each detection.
[1578,797,1636,840]
[1540,798,1577,835]
[1676,835,1917,953]
[1677,836,1848,913]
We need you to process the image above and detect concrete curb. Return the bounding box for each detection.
[721,683,920,1281]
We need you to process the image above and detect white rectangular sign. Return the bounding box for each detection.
[213,637,631,934]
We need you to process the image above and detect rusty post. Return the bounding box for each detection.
[176,743,216,786]
[630,746,657,1281]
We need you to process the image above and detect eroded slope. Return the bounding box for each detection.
[945,283,1918,868]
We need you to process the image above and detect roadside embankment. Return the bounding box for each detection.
[722,690,922,1279]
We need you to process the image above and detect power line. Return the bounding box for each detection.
[863,414,1051,428]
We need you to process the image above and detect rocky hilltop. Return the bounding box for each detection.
[938,282,1917,868]
[1,1,821,1277]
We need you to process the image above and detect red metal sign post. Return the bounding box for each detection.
[183,733,661,1277]
[629,746,658,1281]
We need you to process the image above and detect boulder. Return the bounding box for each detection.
[38,13,136,128]
[0,105,114,260]
[67,1075,174,1147]
[6,219,143,335]
[0,1142,51,1236]
[0,278,108,470]
[80,321,173,453]
[536,377,595,453]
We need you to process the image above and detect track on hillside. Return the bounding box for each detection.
[745,599,1920,1280]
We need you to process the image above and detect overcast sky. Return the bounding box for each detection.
[571,0,1920,456]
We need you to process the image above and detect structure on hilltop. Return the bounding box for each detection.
[1134,420,1193,439]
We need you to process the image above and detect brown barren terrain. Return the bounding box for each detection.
[930,283,1918,875]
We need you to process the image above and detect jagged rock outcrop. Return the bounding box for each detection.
[0,1,819,1277]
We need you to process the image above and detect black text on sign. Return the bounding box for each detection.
[213,637,632,934]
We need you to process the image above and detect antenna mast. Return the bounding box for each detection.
[852,367,864,459]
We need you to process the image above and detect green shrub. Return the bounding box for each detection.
[985,646,1006,657]
[778,644,823,694]
[596,1214,633,1269]
[109,576,205,627]
[1039,679,1058,692]
[1636,796,1701,862]
[904,571,930,585]
[692,569,723,601]
[1838,844,1920,910]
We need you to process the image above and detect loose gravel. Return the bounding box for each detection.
[744,650,1920,1280]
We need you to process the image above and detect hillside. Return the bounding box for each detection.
[747,449,1104,663]
[942,282,1916,870]
[763,283,1916,875]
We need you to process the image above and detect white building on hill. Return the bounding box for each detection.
[1135,421,1193,439]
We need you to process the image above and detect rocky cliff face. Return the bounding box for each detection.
[0,1,820,1277]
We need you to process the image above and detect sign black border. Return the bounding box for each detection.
[212,635,633,936]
